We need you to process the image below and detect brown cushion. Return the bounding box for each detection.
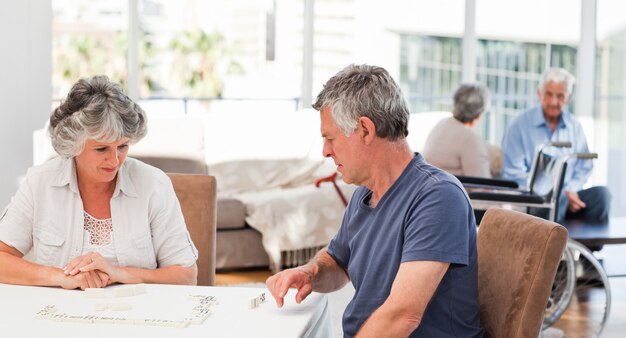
[216,227,269,270]
[216,198,247,230]
[167,174,217,286]
[487,143,502,178]
[135,156,208,175]
[478,208,568,338]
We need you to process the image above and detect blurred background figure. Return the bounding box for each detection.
[423,83,493,178]
[501,67,611,224]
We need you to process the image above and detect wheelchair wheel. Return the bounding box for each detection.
[544,240,611,337]
[543,245,576,328]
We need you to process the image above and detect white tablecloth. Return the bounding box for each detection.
[0,283,331,338]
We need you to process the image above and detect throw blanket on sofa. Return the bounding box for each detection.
[212,158,356,269]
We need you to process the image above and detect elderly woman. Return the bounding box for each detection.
[0,76,198,290]
[422,83,492,177]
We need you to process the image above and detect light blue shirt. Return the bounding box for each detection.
[501,106,592,192]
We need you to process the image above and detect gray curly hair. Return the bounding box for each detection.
[452,83,491,123]
[312,64,410,141]
[48,75,147,158]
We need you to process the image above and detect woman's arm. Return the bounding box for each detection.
[0,241,57,286]
[0,242,108,289]
[113,264,198,285]
[65,251,198,286]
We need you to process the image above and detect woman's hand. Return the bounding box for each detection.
[63,252,120,284]
[56,270,110,290]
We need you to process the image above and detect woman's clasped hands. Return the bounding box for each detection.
[60,252,117,290]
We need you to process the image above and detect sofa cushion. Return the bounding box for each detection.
[216,197,247,230]
[216,227,269,270]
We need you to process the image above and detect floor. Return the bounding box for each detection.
[592,244,626,337]
[215,269,273,286]
[216,245,626,338]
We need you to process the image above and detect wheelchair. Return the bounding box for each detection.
[458,142,610,337]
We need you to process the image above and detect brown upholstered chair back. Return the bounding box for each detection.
[167,174,217,286]
[136,156,209,175]
[478,208,568,338]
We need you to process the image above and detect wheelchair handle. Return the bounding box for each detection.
[548,141,572,148]
[575,152,598,159]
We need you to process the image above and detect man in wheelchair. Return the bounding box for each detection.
[501,67,611,224]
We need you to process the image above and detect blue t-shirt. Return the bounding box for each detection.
[328,154,482,337]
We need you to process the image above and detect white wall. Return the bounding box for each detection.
[0,2,51,208]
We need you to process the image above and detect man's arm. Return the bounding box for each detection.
[356,260,449,337]
[266,248,349,307]
[565,121,593,192]
[501,124,531,187]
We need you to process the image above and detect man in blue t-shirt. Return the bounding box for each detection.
[266,64,483,337]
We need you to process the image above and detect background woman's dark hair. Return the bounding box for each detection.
[452,83,491,123]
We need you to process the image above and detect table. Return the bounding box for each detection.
[565,217,626,247]
[0,283,331,338]
[565,217,626,277]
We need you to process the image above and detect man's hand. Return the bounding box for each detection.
[565,190,586,213]
[266,267,314,308]
[266,249,347,308]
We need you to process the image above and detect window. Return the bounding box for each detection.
[597,0,626,215]
[52,0,128,100]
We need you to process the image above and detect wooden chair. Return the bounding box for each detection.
[167,173,217,286]
[477,208,568,338]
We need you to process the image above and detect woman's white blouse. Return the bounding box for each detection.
[82,212,119,266]
[0,157,198,269]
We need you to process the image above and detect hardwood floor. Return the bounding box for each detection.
[550,283,611,337]
[546,277,626,338]
[215,268,272,286]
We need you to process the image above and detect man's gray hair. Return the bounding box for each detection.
[452,83,491,123]
[48,75,147,158]
[539,68,576,96]
[312,64,410,140]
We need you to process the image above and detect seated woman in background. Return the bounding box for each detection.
[422,83,492,177]
[0,75,198,290]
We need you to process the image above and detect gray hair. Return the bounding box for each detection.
[452,83,491,123]
[539,68,575,96]
[48,75,147,158]
[312,64,410,140]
